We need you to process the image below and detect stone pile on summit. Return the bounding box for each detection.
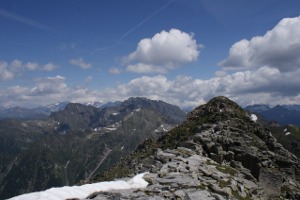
[89,96,300,199]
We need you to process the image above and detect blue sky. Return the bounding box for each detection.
[0,0,300,108]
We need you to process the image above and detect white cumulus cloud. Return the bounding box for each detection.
[220,16,300,71]
[0,59,58,81]
[125,28,201,73]
[109,67,122,74]
[126,63,167,74]
[70,57,92,69]
[30,75,68,96]
[0,61,14,81]
[26,62,39,71]
[42,63,57,71]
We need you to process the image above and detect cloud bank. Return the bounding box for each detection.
[2,66,300,109]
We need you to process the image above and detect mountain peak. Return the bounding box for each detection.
[272,104,288,112]
[188,96,248,123]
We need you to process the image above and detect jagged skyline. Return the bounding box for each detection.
[0,0,300,108]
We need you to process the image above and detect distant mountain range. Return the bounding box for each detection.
[0,102,69,120]
[1,101,300,126]
[0,101,123,120]
[0,97,186,199]
[245,104,300,126]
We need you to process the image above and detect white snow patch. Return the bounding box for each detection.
[105,127,117,131]
[284,128,291,135]
[161,124,167,132]
[111,112,119,116]
[250,114,258,122]
[9,173,148,200]
[64,161,70,169]
[135,108,141,112]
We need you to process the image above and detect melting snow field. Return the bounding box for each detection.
[9,173,148,200]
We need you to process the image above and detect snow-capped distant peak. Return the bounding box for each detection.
[44,102,69,112]
[85,101,103,108]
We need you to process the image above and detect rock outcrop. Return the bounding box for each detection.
[87,96,300,199]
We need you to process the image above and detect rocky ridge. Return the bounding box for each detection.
[88,96,300,199]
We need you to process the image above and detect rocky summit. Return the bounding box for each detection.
[89,96,300,200]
